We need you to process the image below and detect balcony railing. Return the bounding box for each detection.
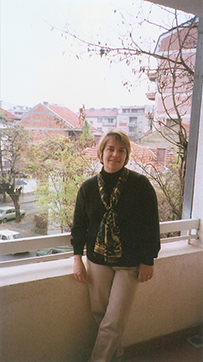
[0,218,200,267]
[0,218,202,362]
[160,218,200,243]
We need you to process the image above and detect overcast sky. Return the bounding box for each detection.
[0,0,188,112]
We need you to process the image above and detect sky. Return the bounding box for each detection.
[0,0,189,113]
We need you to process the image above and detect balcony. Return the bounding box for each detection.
[145,91,156,101]
[129,121,137,127]
[147,70,158,82]
[0,218,202,362]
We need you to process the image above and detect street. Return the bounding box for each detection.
[0,192,39,238]
[0,192,44,262]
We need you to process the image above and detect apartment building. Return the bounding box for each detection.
[146,19,197,127]
[84,108,118,133]
[117,105,153,140]
[85,105,153,140]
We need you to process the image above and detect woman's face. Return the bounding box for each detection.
[102,137,127,173]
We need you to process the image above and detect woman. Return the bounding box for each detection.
[71,130,160,362]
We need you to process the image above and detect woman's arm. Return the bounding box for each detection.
[73,255,88,284]
[71,186,88,255]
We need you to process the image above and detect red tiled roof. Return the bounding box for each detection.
[48,105,81,129]
[0,108,20,121]
[182,123,190,133]
[83,147,98,160]
[130,142,175,172]
[48,104,96,130]
[131,142,155,163]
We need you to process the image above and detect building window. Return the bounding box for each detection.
[129,127,136,133]
[129,117,137,123]
[132,108,144,113]
[122,109,129,113]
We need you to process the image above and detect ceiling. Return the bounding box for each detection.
[145,0,203,17]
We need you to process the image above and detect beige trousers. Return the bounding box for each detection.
[87,259,139,362]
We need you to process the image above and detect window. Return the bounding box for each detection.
[132,108,144,113]
[129,127,136,133]
[129,117,137,123]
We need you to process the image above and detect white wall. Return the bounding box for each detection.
[21,177,37,194]
[0,242,203,362]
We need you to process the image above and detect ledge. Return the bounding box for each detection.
[158,240,203,258]
[0,257,75,287]
[0,241,202,288]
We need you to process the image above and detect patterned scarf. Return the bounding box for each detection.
[94,167,129,263]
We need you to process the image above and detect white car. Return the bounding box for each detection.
[0,229,22,241]
[0,206,26,223]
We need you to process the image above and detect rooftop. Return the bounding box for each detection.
[0,107,20,121]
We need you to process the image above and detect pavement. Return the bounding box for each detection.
[0,192,39,238]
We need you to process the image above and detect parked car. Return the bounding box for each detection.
[0,229,28,254]
[0,206,26,223]
[0,229,22,241]
[36,246,73,256]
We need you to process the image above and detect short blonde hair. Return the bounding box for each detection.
[97,130,131,165]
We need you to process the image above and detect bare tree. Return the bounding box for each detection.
[57,6,197,219]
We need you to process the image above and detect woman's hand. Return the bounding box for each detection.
[138,263,154,283]
[73,255,88,284]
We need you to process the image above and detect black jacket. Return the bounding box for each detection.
[71,169,160,267]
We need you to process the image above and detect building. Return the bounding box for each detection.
[0,102,32,119]
[0,107,20,123]
[20,101,97,143]
[85,105,153,140]
[84,108,118,132]
[146,19,197,127]
[117,105,153,140]
[7,105,32,119]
